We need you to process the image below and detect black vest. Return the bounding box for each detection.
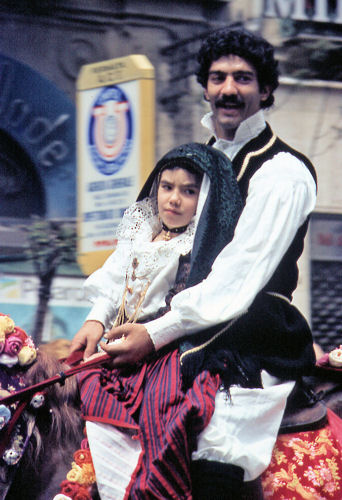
[211,123,317,301]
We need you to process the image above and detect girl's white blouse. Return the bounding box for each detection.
[84,198,195,330]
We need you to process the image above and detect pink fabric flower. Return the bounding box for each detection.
[80,438,90,450]
[11,327,27,343]
[4,335,23,356]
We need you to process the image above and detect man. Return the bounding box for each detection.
[71,27,317,498]
[184,26,317,498]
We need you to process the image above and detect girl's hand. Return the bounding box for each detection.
[70,320,104,360]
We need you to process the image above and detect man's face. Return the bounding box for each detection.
[204,55,270,141]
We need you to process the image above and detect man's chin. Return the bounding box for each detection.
[216,119,241,140]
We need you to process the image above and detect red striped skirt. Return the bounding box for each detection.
[78,349,219,499]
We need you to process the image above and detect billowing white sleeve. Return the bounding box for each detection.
[145,153,317,350]
[84,239,131,330]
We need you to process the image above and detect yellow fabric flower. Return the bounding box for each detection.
[66,463,83,483]
[78,463,96,486]
[18,346,37,366]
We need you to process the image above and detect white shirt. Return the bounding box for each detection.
[146,110,317,349]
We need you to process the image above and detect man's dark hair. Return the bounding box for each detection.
[196,27,279,108]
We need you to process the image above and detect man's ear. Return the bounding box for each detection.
[204,89,210,102]
[260,85,271,103]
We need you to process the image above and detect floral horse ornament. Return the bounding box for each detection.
[0,314,37,369]
[0,314,42,499]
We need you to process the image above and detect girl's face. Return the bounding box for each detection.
[157,167,201,229]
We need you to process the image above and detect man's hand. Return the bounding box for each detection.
[100,323,155,367]
[70,320,104,360]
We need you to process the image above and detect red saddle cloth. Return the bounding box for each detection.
[262,408,342,499]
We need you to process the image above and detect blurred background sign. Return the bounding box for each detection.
[76,55,155,276]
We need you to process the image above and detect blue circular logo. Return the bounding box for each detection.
[88,86,133,176]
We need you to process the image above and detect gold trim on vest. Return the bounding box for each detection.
[237,133,277,182]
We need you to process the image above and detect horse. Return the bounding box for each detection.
[1,337,342,500]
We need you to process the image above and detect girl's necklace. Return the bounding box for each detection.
[161,222,188,241]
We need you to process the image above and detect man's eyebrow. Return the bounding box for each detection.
[208,70,225,76]
[208,69,255,77]
[233,70,255,77]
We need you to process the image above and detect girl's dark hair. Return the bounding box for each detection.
[196,27,279,108]
[158,159,203,187]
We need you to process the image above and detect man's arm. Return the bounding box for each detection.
[145,153,316,350]
[99,323,155,366]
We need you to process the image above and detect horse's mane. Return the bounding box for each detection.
[24,350,82,464]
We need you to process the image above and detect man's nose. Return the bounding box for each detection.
[221,76,238,95]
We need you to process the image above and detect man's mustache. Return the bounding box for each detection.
[215,96,245,108]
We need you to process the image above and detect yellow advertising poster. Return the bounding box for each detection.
[77,55,155,275]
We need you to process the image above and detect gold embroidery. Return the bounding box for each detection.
[273,446,287,466]
[326,457,341,483]
[236,133,277,182]
[179,314,245,365]
[275,463,321,499]
[262,427,342,498]
[267,291,291,304]
[282,430,339,459]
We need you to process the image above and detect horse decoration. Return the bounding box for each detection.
[0,313,86,500]
[0,312,341,500]
[0,313,38,499]
[261,362,342,499]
